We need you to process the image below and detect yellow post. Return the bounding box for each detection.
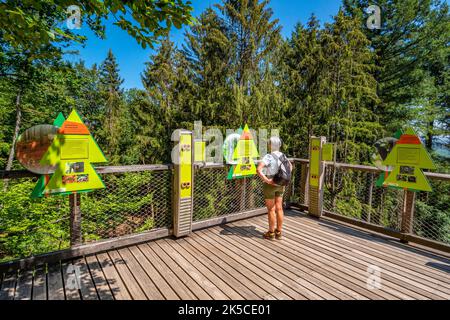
[308,136,326,217]
[172,130,194,237]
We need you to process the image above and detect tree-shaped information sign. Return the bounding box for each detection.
[35,109,107,197]
[227,124,259,180]
[381,128,436,192]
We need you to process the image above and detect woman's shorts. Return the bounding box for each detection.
[263,183,285,200]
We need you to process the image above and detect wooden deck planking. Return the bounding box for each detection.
[1,210,449,300]
[285,214,450,283]
[85,255,114,300]
[249,217,439,299]
[249,217,442,299]
[280,215,450,298]
[14,269,33,300]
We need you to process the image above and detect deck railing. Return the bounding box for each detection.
[0,159,449,268]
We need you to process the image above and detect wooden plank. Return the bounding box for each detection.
[117,247,164,300]
[220,224,364,300]
[185,236,275,300]
[285,213,450,286]
[249,217,432,299]
[157,239,230,300]
[14,269,33,300]
[61,262,81,300]
[47,263,65,300]
[108,250,146,300]
[230,219,390,300]
[165,239,244,299]
[96,252,131,300]
[32,266,47,300]
[196,230,300,300]
[146,241,211,300]
[285,214,450,284]
[216,224,350,300]
[280,216,450,299]
[296,213,450,280]
[269,219,431,299]
[72,258,98,300]
[192,208,266,231]
[177,238,260,299]
[324,211,450,254]
[85,255,114,300]
[137,243,196,300]
[304,211,450,270]
[127,245,178,300]
[0,271,16,300]
[198,228,322,300]
[0,227,171,274]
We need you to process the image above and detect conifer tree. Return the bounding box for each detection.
[321,10,381,163]
[99,49,125,163]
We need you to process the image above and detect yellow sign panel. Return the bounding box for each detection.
[194,141,205,162]
[180,134,192,199]
[397,147,420,165]
[322,143,333,162]
[36,109,107,197]
[61,138,89,160]
[309,139,321,187]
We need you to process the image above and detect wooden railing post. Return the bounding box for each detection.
[69,192,82,246]
[172,130,194,238]
[299,162,309,206]
[400,190,416,243]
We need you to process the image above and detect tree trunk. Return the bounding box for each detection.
[5,89,22,171]
[426,120,434,150]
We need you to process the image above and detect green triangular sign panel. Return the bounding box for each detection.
[33,109,107,197]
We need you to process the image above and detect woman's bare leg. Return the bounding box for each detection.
[265,199,276,232]
[275,196,284,232]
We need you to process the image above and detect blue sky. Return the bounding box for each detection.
[65,0,342,89]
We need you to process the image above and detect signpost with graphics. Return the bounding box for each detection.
[227,124,259,180]
[380,128,436,192]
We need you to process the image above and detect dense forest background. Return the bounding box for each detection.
[0,0,449,261]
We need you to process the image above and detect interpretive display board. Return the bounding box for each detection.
[227,125,259,180]
[30,109,107,197]
[380,128,436,192]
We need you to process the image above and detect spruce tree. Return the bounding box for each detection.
[281,15,327,157]
[99,49,125,163]
[343,0,449,137]
[321,10,381,163]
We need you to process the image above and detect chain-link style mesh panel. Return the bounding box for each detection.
[0,177,70,263]
[413,178,450,244]
[193,166,265,222]
[283,162,306,206]
[323,166,403,231]
[81,170,172,242]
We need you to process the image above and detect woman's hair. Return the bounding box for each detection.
[269,136,282,151]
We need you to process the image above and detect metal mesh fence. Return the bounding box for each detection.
[413,177,450,244]
[284,161,306,206]
[81,170,172,242]
[0,177,70,263]
[193,166,265,222]
[1,161,448,263]
[323,165,403,231]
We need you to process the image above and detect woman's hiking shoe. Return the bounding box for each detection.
[263,231,275,240]
[274,229,282,240]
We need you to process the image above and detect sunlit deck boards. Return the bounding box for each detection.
[1,210,450,300]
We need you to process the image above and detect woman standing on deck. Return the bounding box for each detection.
[257,137,292,240]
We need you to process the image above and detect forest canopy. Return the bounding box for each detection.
[0,0,449,261]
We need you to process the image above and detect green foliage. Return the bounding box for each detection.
[0,0,195,50]
[0,0,448,262]
[0,179,70,262]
